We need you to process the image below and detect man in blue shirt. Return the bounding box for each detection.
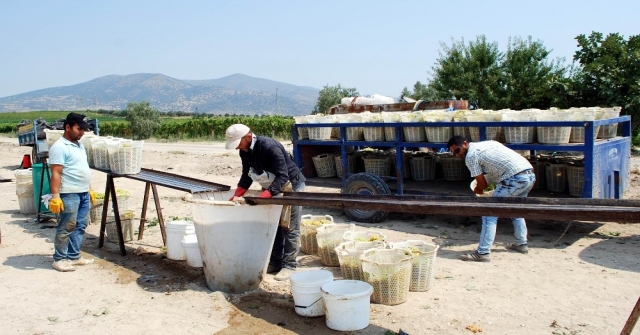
[48,113,97,272]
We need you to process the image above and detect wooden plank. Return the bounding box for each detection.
[621,296,640,335]
[245,193,640,223]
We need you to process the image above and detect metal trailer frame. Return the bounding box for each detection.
[293,116,632,199]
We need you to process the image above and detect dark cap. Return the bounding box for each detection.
[66,112,91,130]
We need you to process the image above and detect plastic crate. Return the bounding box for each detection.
[105,210,135,242]
[384,126,402,142]
[545,162,567,192]
[297,127,309,140]
[361,248,413,305]
[537,127,571,144]
[312,154,336,178]
[343,230,387,243]
[566,164,585,197]
[389,240,439,292]
[529,160,546,190]
[453,126,471,139]
[439,156,467,181]
[410,155,436,181]
[598,124,618,139]
[308,127,332,140]
[469,126,502,142]
[424,126,452,143]
[107,141,143,174]
[402,126,426,142]
[300,214,334,255]
[504,126,535,144]
[335,240,386,281]
[346,127,364,141]
[363,127,385,141]
[44,129,64,147]
[334,154,356,178]
[316,223,356,266]
[363,157,391,179]
[331,127,340,139]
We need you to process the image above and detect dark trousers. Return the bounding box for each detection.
[270,181,304,269]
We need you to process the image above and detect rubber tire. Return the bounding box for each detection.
[342,172,390,223]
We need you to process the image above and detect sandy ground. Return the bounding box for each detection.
[1,135,640,335]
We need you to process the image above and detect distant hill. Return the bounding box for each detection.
[0,73,319,116]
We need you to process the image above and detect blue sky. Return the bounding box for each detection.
[1,0,638,99]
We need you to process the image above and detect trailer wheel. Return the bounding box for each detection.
[342,172,390,223]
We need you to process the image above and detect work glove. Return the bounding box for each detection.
[89,190,97,205]
[49,194,64,214]
[228,187,247,201]
[258,190,272,199]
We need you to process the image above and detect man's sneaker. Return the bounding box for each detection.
[460,251,491,262]
[506,243,529,254]
[274,267,296,281]
[71,257,95,266]
[52,260,76,272]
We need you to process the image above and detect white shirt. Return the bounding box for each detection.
[465,141,532,182]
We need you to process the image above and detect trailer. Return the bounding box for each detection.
[17,118,99,164]
[292,104,631,223]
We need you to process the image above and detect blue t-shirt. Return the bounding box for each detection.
[48,137,91,193]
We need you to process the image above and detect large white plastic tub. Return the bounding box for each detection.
[187,196,282,293]
[321,280,373,331]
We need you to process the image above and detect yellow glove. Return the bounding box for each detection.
[49,195,64,214]
[89,190,96,205]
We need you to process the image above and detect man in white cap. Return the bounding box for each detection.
[225,124,306,281]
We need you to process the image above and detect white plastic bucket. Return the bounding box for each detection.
[14,169,35,214]
[188,196,283,293]
[166,220,195,260]
[321,280,373,331]
[181,234,203,267]
[289,270,333,317]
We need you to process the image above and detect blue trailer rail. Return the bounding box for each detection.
[293,116,631,199]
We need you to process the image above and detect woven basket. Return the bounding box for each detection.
[598,124,618,139]
[410,156,436,181]
[440,157,467,181]
[384,126,402,142]
[312,154,336,178]
[566,165,585,197]
[363,127,385,141]
[402,126,426,142]
[300,214,334,255]
[389,240,439,292]
[529,160,546,190]
[504,126,535,144]
[537,127,571,144]
[334,154,357,178]
[346,127,364,141]
[469,127,502,142]
[570,126,601,143]
[363,157,391,178]
[545,162,567,192]
[335,240,386,281]
[308,127,332,140]
[425,127,452,143]
[316,223,356,266]
[361,248,413,305]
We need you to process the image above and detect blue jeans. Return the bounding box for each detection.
[53,192,91,261]
[270,180,305,269]
[477,171,536,254]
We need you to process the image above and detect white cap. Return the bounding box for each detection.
[225,124,250,150]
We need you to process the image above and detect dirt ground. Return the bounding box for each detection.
[1,135,639,335]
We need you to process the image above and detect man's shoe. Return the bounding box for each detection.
[274,267,296,281]
[506,243,529,254]
[52,260,76,272]
[267,264,281,274]
[71,257,95,266]
[460,251,491,262]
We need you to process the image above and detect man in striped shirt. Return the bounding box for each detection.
[447,135,536,262]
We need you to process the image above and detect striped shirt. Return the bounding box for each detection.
[465,141,532,183]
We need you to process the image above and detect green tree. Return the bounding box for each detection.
[400,81,439,101]
[312,84,359,114]
[428,36,504,109]
[124,101,161,140]
[502,36,567,110]
[572,31,640,129]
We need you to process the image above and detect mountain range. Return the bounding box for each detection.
[0,73,320,116]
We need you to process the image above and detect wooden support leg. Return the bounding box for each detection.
[621,296,640,335]
[98,174,112,248]
[108,176,127,256]
[151,184,167,246]
[138,182,151,240]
